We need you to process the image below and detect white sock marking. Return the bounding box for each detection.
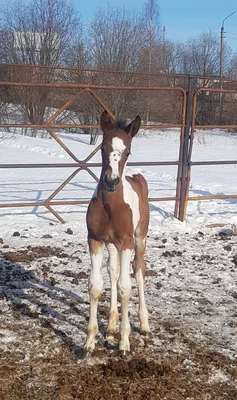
[85,248,104,352]
[118,249,132,351]
[90,252,104,295]
[135,269,150,333]
[107,243,119,332]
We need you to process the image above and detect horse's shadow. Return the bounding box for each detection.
[149,203,172,218]
[0,252,94,359]
[189,188,237,205]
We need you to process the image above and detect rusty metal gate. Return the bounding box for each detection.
[0,74,237,223]
[179,84,237,221]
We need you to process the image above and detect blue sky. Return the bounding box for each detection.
[73,0,237,52]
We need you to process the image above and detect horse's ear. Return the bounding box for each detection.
[125,115,141,138]
[100,111,114,135]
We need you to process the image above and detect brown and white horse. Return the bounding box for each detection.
[84,111,150,355]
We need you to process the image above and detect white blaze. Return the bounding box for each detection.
[109,136,140,232]
[109,137,126,179]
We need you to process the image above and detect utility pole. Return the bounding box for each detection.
[146,17,153,125]
[162,25,166,72]
[219,11,236,123]
[220,25,225,85]
[220,11,236,85]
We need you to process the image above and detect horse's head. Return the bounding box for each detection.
[100,111,141,192]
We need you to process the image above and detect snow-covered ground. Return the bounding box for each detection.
[0,128,236,399]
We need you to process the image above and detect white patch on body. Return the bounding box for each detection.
[122,175,140,231]
[109,137,126,179]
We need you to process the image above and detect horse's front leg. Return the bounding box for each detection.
[84,238,104,354]
[106,243,120,340]
[118,248,132,354]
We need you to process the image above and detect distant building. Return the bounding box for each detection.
[13,31,60,52]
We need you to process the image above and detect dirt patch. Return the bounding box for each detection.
[161,250,182,257]
[4,246,69,263]
[0,343,236,400]
[61,270,88,280]
[1,233,237,400]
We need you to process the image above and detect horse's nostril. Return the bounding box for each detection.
[104,175,113,188]
[104,175,109,184]
[104,175,119,185]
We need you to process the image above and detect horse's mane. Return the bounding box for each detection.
[114,119,129,131]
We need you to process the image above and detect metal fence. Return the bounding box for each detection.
[0,70,236,223]
[180,86,237,221]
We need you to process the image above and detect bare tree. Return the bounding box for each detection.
[142,0,161,41]
[180,30,231,78]
[89,6,147,71]
[0,0,82,136]
[85,6,149,131]
[227,53,237,79]
[165,41,184,74]
[1,0,81,65]
[138,0,162,122]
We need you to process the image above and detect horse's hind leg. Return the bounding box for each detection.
[106,243,119,339]
[84,238,104,354]
[133,236,150,334]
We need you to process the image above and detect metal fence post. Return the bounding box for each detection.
[178,76,192,221]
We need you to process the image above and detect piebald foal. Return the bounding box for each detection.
[84,111,150,354]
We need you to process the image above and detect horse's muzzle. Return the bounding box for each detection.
[104,175,120,192]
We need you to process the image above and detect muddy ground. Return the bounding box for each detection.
[0,229,236,399]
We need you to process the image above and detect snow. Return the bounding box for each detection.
[0,127,236,370]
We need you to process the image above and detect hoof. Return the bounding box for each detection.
[140,330,152,338]
[83,344,94,358]
[119,340,130,355]
[119,349,129,358]
[83,349,92,359]
[83,339,95,356]
[140,323,151,336]
[106,333,115,341]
